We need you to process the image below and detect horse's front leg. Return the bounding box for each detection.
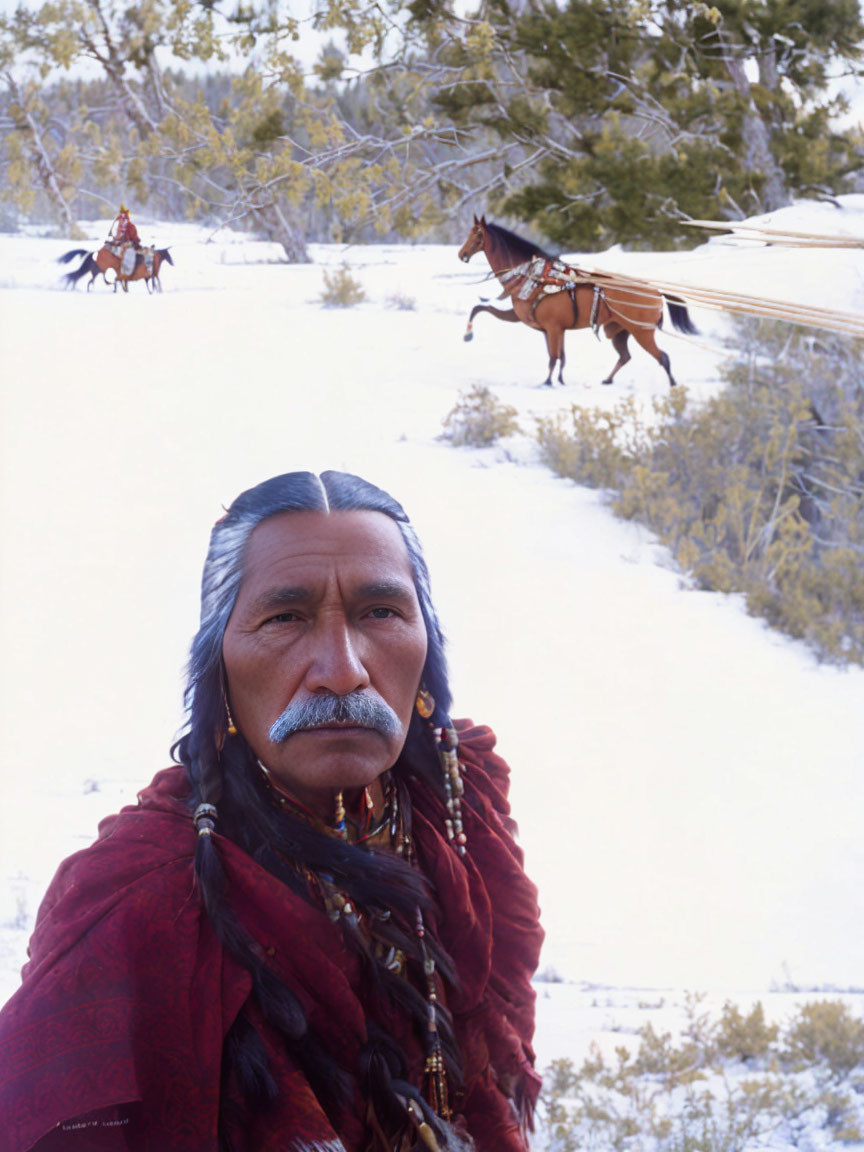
[463,303,519,341]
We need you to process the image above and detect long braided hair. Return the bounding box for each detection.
[173,472,467,1150]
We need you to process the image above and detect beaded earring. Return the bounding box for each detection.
[415,687,435,719]
[216,691,237,751]
[225,698,237,737]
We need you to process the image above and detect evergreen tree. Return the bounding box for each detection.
[430,0,864,248]
[0,0,454,248]
[2,0,863,249]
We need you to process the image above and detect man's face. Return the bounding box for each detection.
[222,509,428,813]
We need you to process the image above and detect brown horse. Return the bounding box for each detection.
[458,215,697,387]
[58,246,173,293]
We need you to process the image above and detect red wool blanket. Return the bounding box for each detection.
[0,723,544,1152]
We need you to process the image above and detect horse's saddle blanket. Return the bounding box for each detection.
[107,243,154,277]
[500,254,586,306]
[106,242,138,276]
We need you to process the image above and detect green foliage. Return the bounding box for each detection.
[0,0,495,244]
[540,998,864,1152]
[534,321,864,665]
[535,391,683,489]
[463,0,864,247]
[3,0,863,246]
[441,384,521,447]
[715,1002,779,1063]
[783,1001,864,1079]
[505,127,734,251]
[318,264,366,307]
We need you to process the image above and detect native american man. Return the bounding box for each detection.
[0,471,543,1152]
[107,204,141,278]
[108,204,140,248]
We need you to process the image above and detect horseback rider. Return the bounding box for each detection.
[109,204,140,248]
[108,204,142,278]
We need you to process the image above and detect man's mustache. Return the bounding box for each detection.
[268,692,400,743]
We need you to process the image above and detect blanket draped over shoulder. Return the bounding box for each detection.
[0,722,544,1152]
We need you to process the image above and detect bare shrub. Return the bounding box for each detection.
[533,321,864,665]
[441,384,520,447]
[535,391,684,491]
[539,997,864,1152]
[385,291,417,310]
[536,965,566,984]
[319,264,365,307]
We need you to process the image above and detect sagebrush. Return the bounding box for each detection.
[534,321,864,665]
[441,384,521,447]
[319,265,365,307]
[541,996,864,1152]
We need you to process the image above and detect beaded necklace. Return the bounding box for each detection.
[253,762,449,1120]
[255,761,407,849]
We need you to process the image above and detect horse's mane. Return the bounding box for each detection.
[485,221,556,263]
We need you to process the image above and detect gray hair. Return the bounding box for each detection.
[178,471,451,798]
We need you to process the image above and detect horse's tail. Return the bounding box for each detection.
[664,295,699,335]
[57,248,90,265]
[61,253,96,289]
[159,248,174,265]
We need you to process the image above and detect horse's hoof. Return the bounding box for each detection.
[601,378,614,386]
[463,334,473,343]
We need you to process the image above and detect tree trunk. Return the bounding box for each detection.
[269,200,310,263]
[724,55,790,212]
[5,75,77,233]
[145,56,169,122]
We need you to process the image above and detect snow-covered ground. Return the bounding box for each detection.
[2,203,864,1083]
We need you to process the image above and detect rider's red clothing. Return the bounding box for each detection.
[111,214,140,246]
